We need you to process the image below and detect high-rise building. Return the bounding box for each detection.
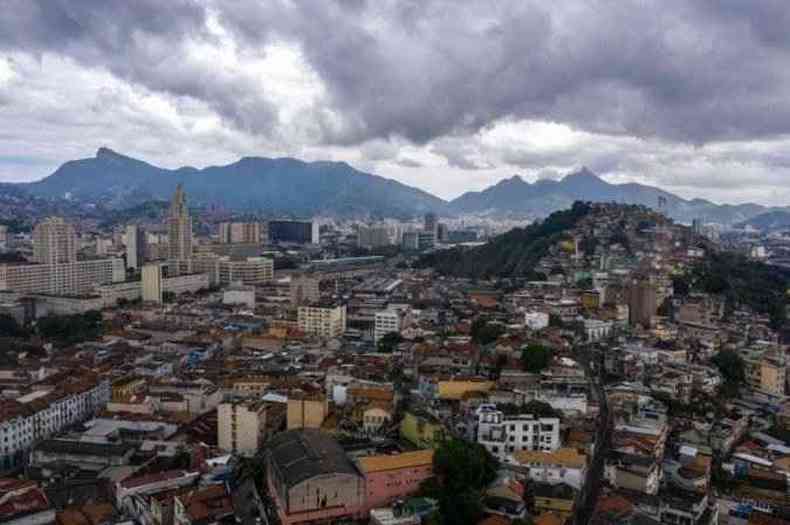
[297,303,347,338]
[628,278,657,328]
[218,222,262,244]
[424,212,438,234]
[0,225,8,251]
[436,223,448,243]
[167,184,193,260]
[218,401,283,456]
[33,217,77,265]
[125,225,147,270]
[141,263,164,303]
[290,275,321,305]
[267,220,318,244]
[357,225,392,249]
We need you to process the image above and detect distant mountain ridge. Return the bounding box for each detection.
[22,147,446,218]
[16,149,788,223]
[736,210,790,232]
[449,167,789,224]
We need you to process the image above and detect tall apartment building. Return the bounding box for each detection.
[402,230,435,251]
[218,222,262,244]
[142,263,164,303]
[0,258,125,295]
[33,217,77,264]
[267,219,319,245]
[357,225,392,249]
[297,303,347,338]
[167,184,193,260]
[474,405,561,463]
[424,212,438,235]
[125,225,147,270]
[142,262,210,304]
[628,278,657,328]
[290,275,320,305]
[0,225,9,251]
[218,401,284,456]
[743,345,787,397]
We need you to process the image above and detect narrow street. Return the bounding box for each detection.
[572,345,612,525]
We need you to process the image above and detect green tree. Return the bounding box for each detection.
[377,332,403,353]
[431,438,498,525]
[711,349,745,397]
[521,344,553,373]
[36,310,103,346]
[471,318,504,345]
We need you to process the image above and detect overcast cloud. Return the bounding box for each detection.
[2,0,790,205]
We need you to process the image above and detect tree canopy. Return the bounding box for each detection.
[428,438,498,525]
[417,201,593,278]
[711,349,745,398]
[471,318,505,346]
[36,310,103,346]
[521,344,554,373]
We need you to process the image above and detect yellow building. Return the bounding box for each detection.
[400,411,446,448]
[743,346,787,397]
[112,376,146,402]
[532,482,577,521]
[287,393,329,430]
[437,380,495,401]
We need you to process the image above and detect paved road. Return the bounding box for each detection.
[572,345,613,525]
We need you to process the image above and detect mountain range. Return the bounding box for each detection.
[22,148,444,218]
[14,148,789,224]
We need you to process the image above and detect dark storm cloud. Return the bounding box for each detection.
[3,0,790,153]
[217,0,790,145]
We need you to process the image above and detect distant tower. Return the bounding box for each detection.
[167,184,193,260]
[126,224,147,270]
[33,217,77,265]
[424,212,438,234]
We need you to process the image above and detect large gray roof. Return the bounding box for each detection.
[268,429,360,487]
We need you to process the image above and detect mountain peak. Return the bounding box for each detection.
[495,174,525,187]
[96,147,128,161]
[564,166,601,182]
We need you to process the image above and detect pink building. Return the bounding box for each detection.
[358,450,435,512]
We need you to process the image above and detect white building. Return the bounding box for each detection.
[218,401,280,456]
[223,283,256,309]
[524,312,549,331]
[474,405,561,463]
[584,319,613,342]
[0,377,110,474]
[0,258,125,296]
[374,306,411,343]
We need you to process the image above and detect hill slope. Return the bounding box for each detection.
[449,168,788,224]
[418,201,596,278]
[736,210,790,232]
[24,148,447,217]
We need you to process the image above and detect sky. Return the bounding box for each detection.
[2,1,790,205]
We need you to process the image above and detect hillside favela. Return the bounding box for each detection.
[3,3,790,525]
